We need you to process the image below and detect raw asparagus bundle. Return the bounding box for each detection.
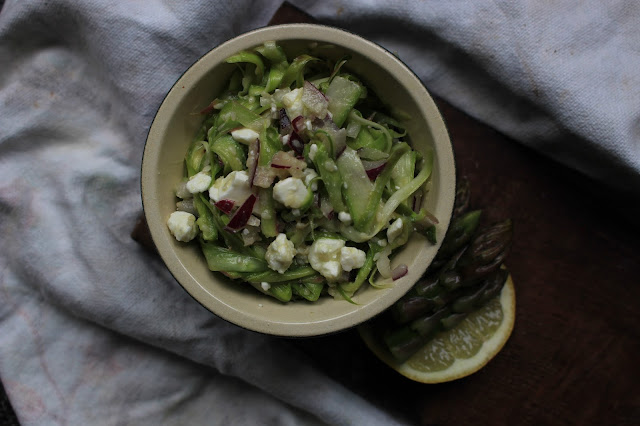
[379,178,513,362]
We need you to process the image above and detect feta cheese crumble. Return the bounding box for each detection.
[303,168,318,191]
[186,171,211,194]
[338,211,352,224]
[167,211,198,242]
[272,177,309,208]
[308,144,318,161]
[308,238,345,281]
[209,170,252,204]
[230,127,260,145]
[340,247,367,272]
[308,238,367,280]
[282,88,304,119]
[265,234,296,274]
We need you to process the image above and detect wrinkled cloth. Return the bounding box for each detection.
[1,0,638,425]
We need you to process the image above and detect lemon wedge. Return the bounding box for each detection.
[359,274,515,384]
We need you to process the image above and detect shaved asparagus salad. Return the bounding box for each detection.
[167,41,438,302]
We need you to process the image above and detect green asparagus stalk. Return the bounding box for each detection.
[430,209,482,270]
[384,267,509,362]
[391,219,512,325]
[453,176,471,219]
[457,219,512,283]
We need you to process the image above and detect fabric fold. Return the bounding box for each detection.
[1,0,638,424]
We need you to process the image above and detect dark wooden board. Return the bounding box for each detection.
[131,3,640,425]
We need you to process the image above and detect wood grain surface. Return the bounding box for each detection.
[131,3,640,425]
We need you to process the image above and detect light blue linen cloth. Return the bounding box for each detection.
[1,0,637,424]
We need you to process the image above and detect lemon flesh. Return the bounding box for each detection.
[359,275,515,384]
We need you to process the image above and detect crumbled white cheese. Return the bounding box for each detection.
[261,282,271,291]
[308,238,346,281]
[241,226,261,246]
[186,171,212,194]
[231,127,260,145]
[340,246,367,272]
[247,215,261,227]
[295,244,310,262]
[377,239,388,247]
[272,177,309,208]
[265,233,296,274]
[282,87,304,119]
[302,168,318,191]
[387,218,404,243]
[308,144,318,161]
[338,211,352,224]
[281,134,290,146]
[167,211,198,242]
[209,170,252,204]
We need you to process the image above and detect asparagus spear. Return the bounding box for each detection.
[453,176,471,219]
[429,209,482,272]
[391,219,512,325]
[384,268,510,362]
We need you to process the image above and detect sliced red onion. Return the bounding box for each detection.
[200,103,215,115]
[292,115,306,133]
[224,194,257,231]
[279,108,291,135]
[423,210,440,225]
[214,199,235,214]
[362,158,387,170]
[302,81,329,118]
[270,151,307,171]
[392,264,408,281]
[200,99,224,115]
[412,190,423,213]
[252,165,276,188]
[362,159,387,180]
[287,132,305,154]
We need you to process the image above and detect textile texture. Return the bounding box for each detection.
[1,0,638,424]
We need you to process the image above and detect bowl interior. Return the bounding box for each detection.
[142,24,456,337]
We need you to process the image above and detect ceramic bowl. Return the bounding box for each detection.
[142,24,456,337]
